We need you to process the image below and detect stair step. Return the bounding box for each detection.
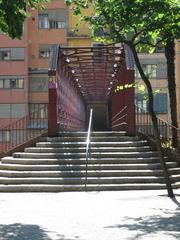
[25,146,153,153]
[36,140,149,148]
[43,136,140,142]
[1,156,162,165]
[0,176,165,185]
[13,151,159,159]
[0,169,164,178]
[0,183,168,192]
[170,174,180,182]
[58,131,127,137]
[0,163,164,171]
[168,167,180,175]
[0,129,179,192]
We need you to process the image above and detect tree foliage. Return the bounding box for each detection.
[0,0,49,39]
[66,0,179,50]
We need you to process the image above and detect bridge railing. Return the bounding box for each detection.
[0,104,48,156]
[48,45,86,135]
[111,106,128,131]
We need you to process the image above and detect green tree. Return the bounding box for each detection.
[0,0,49,39]
[66,0,180,197]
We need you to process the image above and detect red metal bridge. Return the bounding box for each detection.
[48,44,135,136]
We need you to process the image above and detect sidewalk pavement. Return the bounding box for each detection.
[0,190,180,240]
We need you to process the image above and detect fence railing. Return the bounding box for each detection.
[0,105,48,155]
[135,104,180,153]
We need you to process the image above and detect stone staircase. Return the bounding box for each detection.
[0,131,179,192]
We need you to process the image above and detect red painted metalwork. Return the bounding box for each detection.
[0,104,48,154]
[59,46,123,103]
[48,88,58,137]
[110,56,135,135]
[48,44,135,134]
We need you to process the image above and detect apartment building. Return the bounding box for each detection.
[0,22,29,128]
[0,0,179,128]
[28,0,67,115]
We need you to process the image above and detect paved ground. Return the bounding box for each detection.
[0,190,180,240]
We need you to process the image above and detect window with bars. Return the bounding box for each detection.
[38,9,67,29]
[0,77,24,89]
[0,48,25,61]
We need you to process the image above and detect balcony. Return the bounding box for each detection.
[67,28,90,39]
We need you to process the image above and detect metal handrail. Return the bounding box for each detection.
[0,105,48,155]
[85,108,93,190]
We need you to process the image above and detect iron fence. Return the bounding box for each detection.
[0,104,48,154]
[135,104,180,152]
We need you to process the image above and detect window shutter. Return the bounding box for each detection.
[11,48,24,60]
[156,64,167,79]
[48,9,67,22]
[12,104,26,117]
[0,104,11,117]
[154,93,167,113]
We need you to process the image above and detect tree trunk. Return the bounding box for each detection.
[129,43,174,198]
[165,38,179,148]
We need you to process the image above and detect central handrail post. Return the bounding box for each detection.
[85,108,93,190]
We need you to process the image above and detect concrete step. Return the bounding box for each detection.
[36,140,149,148]
[168,167,180,175]
[170,174,180,182]
[25,146,153,153]
[0,176,165,185]
[13,151,159,159]
[0,183,168,192]
[43,136,140,142]
[0,163,166,171]
[58,131,127,137]
[1,156,162,165]
[0,169,164,178]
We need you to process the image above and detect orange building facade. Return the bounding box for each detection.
[0,21,29,127]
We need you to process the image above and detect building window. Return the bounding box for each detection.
[0,48,24,61]
[39,14,49,29]
[0,104,26,118]
[29,75,48,92]
[29,103,48,128]
[29,104,48,119]
[0,77,24,89]
[39,45,50,58]
[135,94,148,112]
[136,93,168,113]
[154,93,168,113]
[0,130,10,142]
[38,9,67,29]
[145,65,157,78]
[0,49,10,60]
[135,64,157,79]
